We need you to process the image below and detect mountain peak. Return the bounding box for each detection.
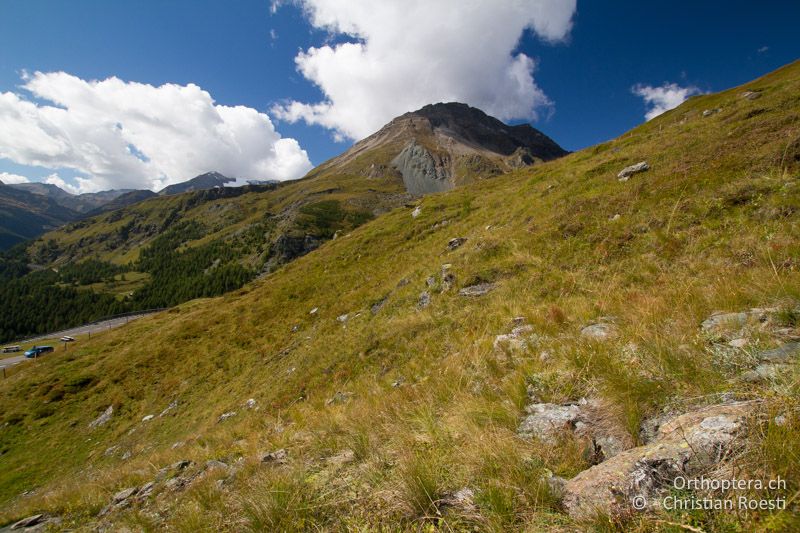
[312,102,566,195]
[158,171,235,196]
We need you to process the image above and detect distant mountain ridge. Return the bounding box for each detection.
[8,182,135,213]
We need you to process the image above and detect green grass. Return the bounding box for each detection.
[1,60,799,530]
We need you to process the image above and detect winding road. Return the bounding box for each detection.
[1,311,161,372]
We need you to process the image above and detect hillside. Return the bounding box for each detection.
[2,105,564,342]
[0,184,79,249]
[1,61,799,531]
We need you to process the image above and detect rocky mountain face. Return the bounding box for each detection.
[310,102,567,195]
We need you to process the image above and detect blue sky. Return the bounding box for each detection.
[0,0,798,193]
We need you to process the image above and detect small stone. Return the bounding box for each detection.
[774,414,788,427]
[371,297,387,315]
[205,459,229,471]
[172,460,192,471]
[581,323,617,340]
[411,206,422,218]
[260,449,288,464]
[425,276,436,287]
[702,108,721,117]
[740,363,788,383]
[89,405,114,429]
[728,338,748,348]
[325,391,352,406]
[121,450,132,460]
[218,411,237,423]
[11,514,45,529]
[418,291,431,308]
[701,311,748,333]
[138,481,155,498]
[458,282,496,297]
[104,446,118,457]
[439,487,475,511]
[327,449,355,465]
[159,400,178,417]
[245,398,257,409]
[447,237,467,251]
[309,307,318,315]
[336,313,349,323]
[518,403,581,444]
[113,487,138,504]
[141,414,155,422]
[610,213,621,221]
[742,91,761,100]
[617,161,650,181]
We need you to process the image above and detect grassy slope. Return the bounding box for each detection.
[28,169,407,268]
[1,62,799,531]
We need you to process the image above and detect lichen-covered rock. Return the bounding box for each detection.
[562,402,753,520]
[518,403,582,444]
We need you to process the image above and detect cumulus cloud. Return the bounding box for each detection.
[272,0,577,141]
[0,72,312,193]
[632,82,702,121]
[0,172,29,184]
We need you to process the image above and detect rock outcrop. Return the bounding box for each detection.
[561,401,754,520]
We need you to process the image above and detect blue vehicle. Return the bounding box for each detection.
[24,346,54,358]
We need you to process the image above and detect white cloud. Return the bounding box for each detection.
[43,173,81,195]
[632,82,702,121]
[0,72,312,193]
[272,0,577,141]
[0,172,29,184]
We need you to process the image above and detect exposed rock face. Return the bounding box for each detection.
[562,402,753,520]
[391,141,453,195]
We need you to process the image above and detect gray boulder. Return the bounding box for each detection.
[88,405,113,429]
[447,237,467,251]
[112,487,138,504]
[580,322,617,340]
[617,161,650,181]
[458,282,496,297]
[261,449,288,465]
[11,514,45,530]
[418,291,431,308]
[562,402,753,520]
[518,403,581,444]
[757,341,800,363]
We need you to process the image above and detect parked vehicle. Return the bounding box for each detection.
[2,345,21,353]
[24,346,54,358]
[60,336,75,342]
